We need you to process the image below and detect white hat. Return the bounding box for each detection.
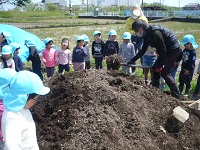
[132,4,143,17]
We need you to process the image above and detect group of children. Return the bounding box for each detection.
[1,30,200,101]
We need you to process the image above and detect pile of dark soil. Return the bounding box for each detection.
[31,69,200,150]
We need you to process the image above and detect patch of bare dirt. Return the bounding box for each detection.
[31,69,200,150]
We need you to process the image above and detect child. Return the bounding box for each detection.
[0,31,13,50]
[92,31,105,69]
[82,34,91,69]
[0,68,17,150]
[56,38,72,74]
[143,46,157,85]
[42,38,57,77]
[25,38,43,81]
[10,42,24,72]
[72,36,88,71]
[191,62,200,100]
[118,32,135,75]
[1,70,50,149]
[104,30,119,70]
[178,34,198,97]
[0,45,15,69]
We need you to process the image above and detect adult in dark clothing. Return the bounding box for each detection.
[10,42,24,72]
[25,38,43,81]
[128,20,181,99]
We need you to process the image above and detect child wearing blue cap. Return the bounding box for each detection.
[10,42,24,72]
[1,70,50,149]
[0,45,15,69]
[104,30,119,70]
[92,31,105,69]
[118,32,135,75]
[72,36,88,71]
[177,34,198,97]
[82,34,91,69]
[25,38,43,81]
[0,68,17,149]
[0,31,13,50]
[42,38,57,77]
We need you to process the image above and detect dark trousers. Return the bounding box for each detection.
[194,75,200,94]
[46,66,55,77]
[32,64,43,81]
[153,48,181,85]
[58,64,70,73]
[85,61,90,69]
[95,57,103,69]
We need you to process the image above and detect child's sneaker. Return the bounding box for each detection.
[183,93,189,97]
[145,80,148,85]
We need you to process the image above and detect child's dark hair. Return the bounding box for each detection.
[61,38,70,49]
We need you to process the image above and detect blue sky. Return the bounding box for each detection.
[2,0,200,10]
[31,0,199,7]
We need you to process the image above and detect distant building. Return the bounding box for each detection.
[87,0,140,7]
[183,3,200,10]
[41,0,67,6]
[143,6,167,11]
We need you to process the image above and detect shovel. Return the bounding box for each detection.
[120,63,151,69]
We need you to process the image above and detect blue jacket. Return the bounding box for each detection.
[72,46,87,63]
[13,55,24,72]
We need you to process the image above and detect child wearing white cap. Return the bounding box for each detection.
[0,45,15,69]
[1,70,50,149]
[0,68,17,149]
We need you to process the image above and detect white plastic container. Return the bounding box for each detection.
[172,106,189,123]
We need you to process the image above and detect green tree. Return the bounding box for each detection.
[0,0,30,6]
[45,3,58,11]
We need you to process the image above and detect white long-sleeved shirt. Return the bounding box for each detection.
[118,43,135,63]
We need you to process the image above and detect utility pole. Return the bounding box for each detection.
[87,0,89,12]
[141,0,144,10]
[69,0,72,15]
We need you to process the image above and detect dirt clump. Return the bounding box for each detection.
[31,69,200,150]
[106,54,123,70]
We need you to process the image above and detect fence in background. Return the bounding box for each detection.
[79,10,200,18]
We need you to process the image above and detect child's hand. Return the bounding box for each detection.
[184,70,189,75]
[197,71,200,74]
[56,62,59,66]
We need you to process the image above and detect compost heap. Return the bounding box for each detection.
[31,69,200,150]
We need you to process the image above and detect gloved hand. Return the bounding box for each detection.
[155,67,162,73]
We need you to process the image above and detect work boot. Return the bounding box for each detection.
[152,79,160,88]
[183,87,190,97]
[169,84,180,99]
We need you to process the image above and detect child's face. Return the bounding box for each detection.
[61,40,69,49]
[184,42,192,49]
[110,35,116,41]
[15,49,20,54]
[3,54,11,60]
[123,39,130,44]
[78,40,84,47]
[95,34,101,41]
[46,41,53,49]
